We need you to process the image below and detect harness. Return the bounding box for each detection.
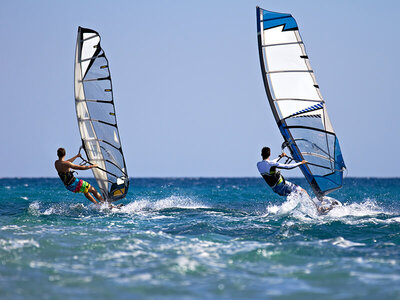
[261,166,285,187]
[58,171,76,186]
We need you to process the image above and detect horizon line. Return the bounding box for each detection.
[1,176,399,180]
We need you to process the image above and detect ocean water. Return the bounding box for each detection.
[1,177,400,300]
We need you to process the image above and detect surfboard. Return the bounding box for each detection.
[311,196,342,214]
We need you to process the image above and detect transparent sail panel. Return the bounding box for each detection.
[74,27,129,201]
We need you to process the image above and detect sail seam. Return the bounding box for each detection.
[263,42,303,47]
[266,70,313,74]
[81,35,98,42]
[284,125,335,135]
[274,98,322,102]
[78,118,116,127]
[82,76,110,82]
[79,54,104,63]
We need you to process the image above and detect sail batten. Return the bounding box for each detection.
[257,7,346,198]
[266,70,314,74]
[263,42,303,47]
[74,26,129,202]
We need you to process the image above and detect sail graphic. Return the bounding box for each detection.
[256,7,346,198]
[74,26,129,201]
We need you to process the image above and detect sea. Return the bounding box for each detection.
[0,177,399,300]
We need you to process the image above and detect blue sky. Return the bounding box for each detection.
[1,0,399,178]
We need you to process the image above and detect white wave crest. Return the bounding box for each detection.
[328,198,384,218]
[264,194,393,225]
[0,238,39,250]
[118,195,209,214]
[266,192,318,219]
[28,201,88,216]
[28,201,41,216]
[329,236,365,248]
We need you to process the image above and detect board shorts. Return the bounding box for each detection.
[65,178,91,194]
[272,180,301,196]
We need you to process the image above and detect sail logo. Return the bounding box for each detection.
[288,102,324,118]
[262,10,298,31]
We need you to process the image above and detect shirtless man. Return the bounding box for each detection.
[257,147,309,197]
[55,147,104,204]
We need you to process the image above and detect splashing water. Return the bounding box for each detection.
[1,177,400,299]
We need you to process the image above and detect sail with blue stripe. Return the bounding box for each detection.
[256,7,346,198]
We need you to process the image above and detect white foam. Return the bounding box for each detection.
[350,271,400,282]
[43,207,57,215]
[29,201,40,210]
[30,261,54,269]
[70,203,85,210]
[118,273,152,283]
[328,198,384,218]
[28,201,89,216]
[329,237,365,248]
[173,256,199,273]
[264,194,394,226]
[386,217,400,223]
[129,273,152,281]
[28,201,41,216]
[265,192,318,219]
[1,225,24,230]
[118,195,209,214]
[0,238,39,250]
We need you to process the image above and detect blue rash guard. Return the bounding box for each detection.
[257,157,302,196]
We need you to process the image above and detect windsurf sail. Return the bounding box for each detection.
[256,7,346,198]
[74,26,129,202]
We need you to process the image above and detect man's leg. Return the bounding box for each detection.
[285,180,309,198]
[298,187,309,198]
[84,192,98,204]
[89,186,104,203]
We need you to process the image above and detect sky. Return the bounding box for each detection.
[0,0,399,178]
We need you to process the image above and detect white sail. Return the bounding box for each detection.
[74,27,129,201]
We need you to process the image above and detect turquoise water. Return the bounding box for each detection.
[1,177,400,299]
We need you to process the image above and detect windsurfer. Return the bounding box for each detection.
[257,147,309,197]
[55,147,104,204]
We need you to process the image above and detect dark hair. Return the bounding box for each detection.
[57,148,66,158]
[261,147,270,159]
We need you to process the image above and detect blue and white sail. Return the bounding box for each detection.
[74,27,129,201]
[256,7,346,198]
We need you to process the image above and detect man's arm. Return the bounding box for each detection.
[67,153,82,163]
[65,161,97,171]
[270,159,307,170]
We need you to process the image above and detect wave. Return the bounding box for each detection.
[27,195,210,217]
[0,238,40,251]
[264,193,398,224]
[117,195,210,214]
[28,201,89,217]
[27,193,400,229]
